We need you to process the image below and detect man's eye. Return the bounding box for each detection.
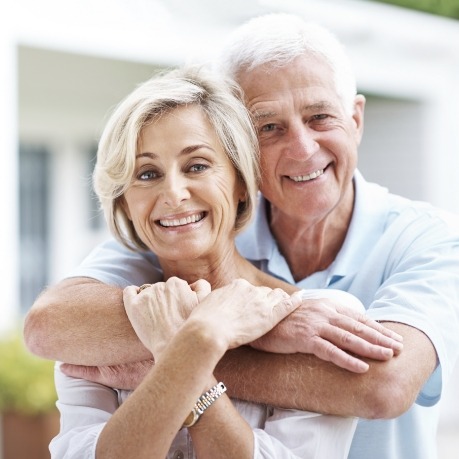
[260,123,276,132]
[312,114,329,121]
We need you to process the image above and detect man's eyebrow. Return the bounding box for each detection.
[304,101,335,111]
[252,101,335,121]
[252,110,278,121]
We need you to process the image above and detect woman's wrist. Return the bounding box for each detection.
[182,381,227,428]
[179,317,229,360]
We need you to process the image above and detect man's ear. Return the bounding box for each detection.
[353,94,366,145]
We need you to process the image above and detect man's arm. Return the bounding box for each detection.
[216,322,436,419]
[23,277,151,365]
[24,277,402,370]
[58,319,435,419]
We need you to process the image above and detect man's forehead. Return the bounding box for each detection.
[250,100,337,119]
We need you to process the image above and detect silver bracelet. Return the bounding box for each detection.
[182,382,227,428]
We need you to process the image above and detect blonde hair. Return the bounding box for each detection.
[93,66,260,251]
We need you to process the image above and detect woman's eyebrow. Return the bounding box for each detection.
[136,152,157,159]
[135,144,215,159]
[180,144,215,155]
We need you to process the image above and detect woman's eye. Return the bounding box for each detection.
[189,163,208,172]
[138,170,159,180]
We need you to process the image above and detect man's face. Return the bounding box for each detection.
[238,55,364,226]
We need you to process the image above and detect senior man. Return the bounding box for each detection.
[25,13,459,459]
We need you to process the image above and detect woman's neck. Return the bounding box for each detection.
[159,244,297,294]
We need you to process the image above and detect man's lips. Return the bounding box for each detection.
[288,168,324,182]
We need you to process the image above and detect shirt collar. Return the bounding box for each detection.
[236,170,391,285]
[236,192,277,261]
[329,170,390,283]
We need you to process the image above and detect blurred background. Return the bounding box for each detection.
[1,0,458,457]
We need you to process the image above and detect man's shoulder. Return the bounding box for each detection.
[355,173,459,232]
[68,238,161,287]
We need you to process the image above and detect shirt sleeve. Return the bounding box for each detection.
[66,238,162,287]
[301,288,365,312]
[253,408,357,458]
[364,209,459,406]
[49,363,119,459]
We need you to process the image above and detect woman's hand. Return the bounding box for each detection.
[123,277,211,357]
[186,279,303,351]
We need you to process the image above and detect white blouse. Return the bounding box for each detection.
[50,289,361,458]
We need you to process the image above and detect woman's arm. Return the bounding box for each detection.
[97,278,303,458]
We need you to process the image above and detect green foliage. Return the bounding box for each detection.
[0,331,57,415]
[368,0,459,20]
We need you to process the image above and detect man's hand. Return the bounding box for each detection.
[251,295,403,373]
[60,359,154,390]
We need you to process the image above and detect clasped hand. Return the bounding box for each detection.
[61,280,403,388]
[123,277,303,360]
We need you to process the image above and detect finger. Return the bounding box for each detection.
[307,338,370,373]
[320,324,395,361]
[189,279,212,302]
[354,314,404,343]
[124,285,140,302]
[332,314,403,355]
[137,283,152,293]
[60,363,100,380]
[271,290,303,323]
[335,307,404,342]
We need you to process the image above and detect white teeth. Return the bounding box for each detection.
[159,213,204,227]
[291,169,324,182]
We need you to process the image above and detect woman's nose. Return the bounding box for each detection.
[161,174,191,208]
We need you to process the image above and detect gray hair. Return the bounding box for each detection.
[94,66,260,251]
[217,13,357,114]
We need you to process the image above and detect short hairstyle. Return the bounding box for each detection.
[93,67,260,251]
[217,13,357,114]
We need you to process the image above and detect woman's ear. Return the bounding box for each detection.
[236,177,248,203]
[118,196,132,221]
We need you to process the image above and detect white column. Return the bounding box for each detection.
[0,18,19,334]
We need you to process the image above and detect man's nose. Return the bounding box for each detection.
[284,123,320,159]
[161,174,191,208]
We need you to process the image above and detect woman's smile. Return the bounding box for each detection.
[157,211,207,228]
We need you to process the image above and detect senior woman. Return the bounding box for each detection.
[50,67,397,459]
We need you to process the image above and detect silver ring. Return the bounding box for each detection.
[138,283,152,293]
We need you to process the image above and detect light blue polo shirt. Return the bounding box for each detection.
[71,170,459,459]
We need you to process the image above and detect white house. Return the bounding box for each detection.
[1,0,458,454]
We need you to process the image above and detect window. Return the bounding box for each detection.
[19,145,50,315]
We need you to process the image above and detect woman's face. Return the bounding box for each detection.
[122,104,246,261]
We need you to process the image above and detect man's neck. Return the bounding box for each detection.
[269,190,354,282]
